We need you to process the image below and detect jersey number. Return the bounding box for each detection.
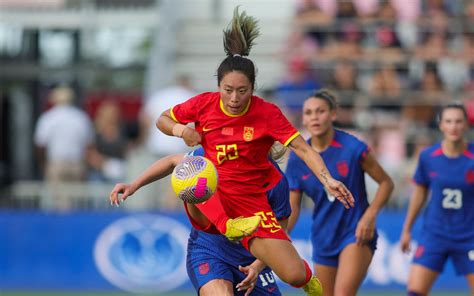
[254,211,282,233]
[216,144,238,165]
[442,188,462,209]
[259,271,276,287]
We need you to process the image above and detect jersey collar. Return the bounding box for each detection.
[219,98,252,117]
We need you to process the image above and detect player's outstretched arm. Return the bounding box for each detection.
[356,152,394,245]
[400,184,428,253]
[288,135,355,208]
[109,154,184,206]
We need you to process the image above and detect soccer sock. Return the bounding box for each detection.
[195,193,229,234]
[292,259,313,288]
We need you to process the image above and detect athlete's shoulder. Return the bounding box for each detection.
[419,143,442,159]
[252,95,281,112]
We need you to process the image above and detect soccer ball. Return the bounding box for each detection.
[171,156,218,204]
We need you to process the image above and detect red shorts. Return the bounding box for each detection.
[218,190,290,250]
[183,190,290,250]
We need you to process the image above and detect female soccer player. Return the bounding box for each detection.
[285,89,394,296]
[156,7,354,296]
[400,103,474,296]
[110,146,290,295]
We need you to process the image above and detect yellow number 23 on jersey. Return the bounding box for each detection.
[216,144,239,165]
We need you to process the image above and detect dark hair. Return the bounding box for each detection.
[217,7,260,89]
[437,102,468,123]
[310,89,338,110]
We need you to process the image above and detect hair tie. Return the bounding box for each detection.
[233,54,242,58]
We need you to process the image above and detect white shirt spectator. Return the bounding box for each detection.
[141,85,196,156]
[34,105,94,162]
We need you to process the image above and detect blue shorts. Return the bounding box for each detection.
[313,231,378,267]
[187,254,281,295]
[413,231,474,275]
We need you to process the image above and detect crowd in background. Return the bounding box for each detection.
[16,0,474,211]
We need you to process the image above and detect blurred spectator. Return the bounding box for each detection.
[327,60,361,128]
[139,75,195,157]
[403,65,445,130]
[321,22,364,61]
[131,75,196,209]
[87,100,129,183]
[274,56,321,127]
[34,86,94,210]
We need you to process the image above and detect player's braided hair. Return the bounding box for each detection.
[217,6,260,89]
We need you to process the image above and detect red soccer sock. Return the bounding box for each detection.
[195,193,229,234]
[292,259,313,288]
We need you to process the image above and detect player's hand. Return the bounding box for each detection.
[109,183,137,207]
[356,209,376,245]
[326,178,355,209]
[236,265,259,296]
[400,230,411,253]
[182,127,201,147]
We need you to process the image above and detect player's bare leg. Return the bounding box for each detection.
[200,279,233,296]
[186,203,212,228]
[465,273,474,295]
[407,264,439,295]
[334,243,373,296]
[314,264,337,296]
[249,238,312,287]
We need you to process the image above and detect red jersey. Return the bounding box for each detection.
[171,92,299,196]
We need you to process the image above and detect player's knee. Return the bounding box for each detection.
[281,267,307,286]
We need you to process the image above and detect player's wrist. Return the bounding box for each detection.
[172,123,186,138]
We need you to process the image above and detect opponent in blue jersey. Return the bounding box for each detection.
[186,147,289,295]
[285,89,394,296]
[109,144,290,295]
[400,103,474,296]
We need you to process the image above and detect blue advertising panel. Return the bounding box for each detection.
[0,210,469,293]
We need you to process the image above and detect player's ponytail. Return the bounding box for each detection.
[217,6,260,89]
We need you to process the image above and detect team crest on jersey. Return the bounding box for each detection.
[243,127,254,141]
[465,169,474,184]
[198,262,210,275]
[336,161,349,177]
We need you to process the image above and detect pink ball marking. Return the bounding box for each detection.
[194,177,208,198]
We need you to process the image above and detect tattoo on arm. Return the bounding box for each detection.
[319,169,329,186]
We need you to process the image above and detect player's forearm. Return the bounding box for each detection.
[156,110,177,136]
[131,156,178,190]
[402,188,427,233]
[287,191,302,233]
[290,137,332,187]
[367,177,394,216]
[249,259,266,274]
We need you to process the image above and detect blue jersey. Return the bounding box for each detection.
[413,143,474,240]
[286,129,370,258]
[186,148,290,293]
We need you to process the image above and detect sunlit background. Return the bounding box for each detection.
[1,0,473,295]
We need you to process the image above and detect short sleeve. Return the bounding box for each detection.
[285,151,303,191]
[170,94,202,124]
[355,139,370,163]
[413,152,429,186]
[266,104,300,146]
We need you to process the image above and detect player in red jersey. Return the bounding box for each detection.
[156,7,354,296]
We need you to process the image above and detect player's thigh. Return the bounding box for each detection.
[314,263,337,296]
[249,237,306,285]
[334,243,373,296]
[407,263,439,294]
[200,279,234,296]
